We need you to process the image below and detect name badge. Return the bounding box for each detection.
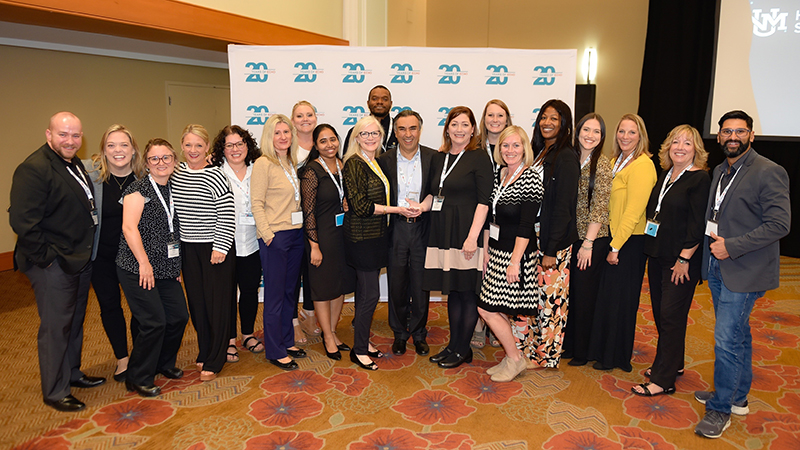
[291,211,303,225]
[432,196,444,212]
[644,219,660,237]
[705,220,718,237]
[91,209,99,225]
[239,212,255,225]
[335,213,344,227]
[489,222,500,241]
[167,241,180,258]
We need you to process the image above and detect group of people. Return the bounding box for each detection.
[10,87,790,441]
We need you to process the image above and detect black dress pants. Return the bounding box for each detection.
[388,219,430,342]
[91,252,139,359]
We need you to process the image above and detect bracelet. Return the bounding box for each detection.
[581,245,593,250]
[383,205,387,214]
[509,262,519,267]
[677,256,689,264]
[583,238,594,243]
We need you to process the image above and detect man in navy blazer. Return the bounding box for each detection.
[378,110,435,356]
[694,110,790,438]
[10,112,106,412]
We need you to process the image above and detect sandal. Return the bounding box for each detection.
[227,344,239,363]
[243,336,264,353]
[487,329,501,348]
[299,310,321,337]
[294,323,307,346]
[644,367,684,378]
[470,327,486,349]
[631,382,676,397]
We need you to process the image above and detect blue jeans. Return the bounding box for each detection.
[706,256,763,414]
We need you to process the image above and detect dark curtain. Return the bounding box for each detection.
[638,0,800,257]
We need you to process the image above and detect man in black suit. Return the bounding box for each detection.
[378,110,435,356]
[10,112,106,412]
[344,85,398,153]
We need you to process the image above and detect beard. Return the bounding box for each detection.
[720,138,750,158]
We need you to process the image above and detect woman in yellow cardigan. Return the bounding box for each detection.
[588,113,657,372]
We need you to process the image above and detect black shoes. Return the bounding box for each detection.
[325,349,342,361]
[158,367,184,379]
[429,347,452,363]
[70,375,106,388]
[350,352,378,371]
[568,358,587,366]
[44,394,85,412]
[268,358,299,371]
[414,341,430,356]
[437,351,473,369]
[113,371,127,382]
[336,342,352,352]
[125,381,161,397]
[367,349,383,358]
[287,348,308,359]
[392,339,407,355]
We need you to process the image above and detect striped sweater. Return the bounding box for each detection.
[171,162,236,254]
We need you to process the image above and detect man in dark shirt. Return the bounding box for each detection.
[344,85,398,153]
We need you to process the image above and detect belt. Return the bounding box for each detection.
[404,217,418,223]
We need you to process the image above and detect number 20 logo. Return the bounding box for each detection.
[390,63,414,84]
[438,65,461,84]
[246,105,269,125]
[438,107,453,126]
[533,66,556,85]
[294,62,317,83]
[486,65,509,85]
[245,62,268,83]
[342,63,365,83]
[343,106,365,126]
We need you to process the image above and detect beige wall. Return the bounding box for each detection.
[0,45,229,255]
[388,0,427,47]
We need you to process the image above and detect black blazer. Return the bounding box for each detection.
[10,144,96,274]
[377,145,436,237]
[538,145,580,257]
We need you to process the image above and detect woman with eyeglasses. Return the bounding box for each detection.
[342,116,416,370]
[116,139,189,397]
[210,126,265,357]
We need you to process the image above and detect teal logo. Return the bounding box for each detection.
[486,65,512,85]
[531,108,541,127]
[391,106,412,114]
[294,62,321,83]
[342,106,366,126]
[533,66,561,86]
[244,62,272,82]
[342,63,369,83]
[390,63,415,84]
[438,64,465,84]
[246,105,270,125]
[437,107,453,126]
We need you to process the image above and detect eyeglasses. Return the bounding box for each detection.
[224,141,247,150]
[719,128,751,138]
[359,131,381,139]
[147,155,174,164]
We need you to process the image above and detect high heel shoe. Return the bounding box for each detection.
[350,352,378,371]
[367,348,383,358]
[113,370,127,382]
[437,351,473,369]
[337,343,351,352]
[323,334,342,361]
[125,380,161,397]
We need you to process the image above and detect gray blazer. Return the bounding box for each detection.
[701,149,791,292]
[82,159,104,261]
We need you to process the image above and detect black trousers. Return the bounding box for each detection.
[446,290,479,355]
[293,246,315,318]
[25,260,91,402]
[91,252,139,359]
[117,267,188,386]
[353,269,381,355]
[647,255,700,388]
[182,242,234,374]
[563,236,610,361]
[230,251,262,337]
[388,220,430,342]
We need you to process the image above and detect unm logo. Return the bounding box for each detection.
[246,105,270,125]
[391,106,412,114]
[342,106,366,126]
[244,62,270,82]
[342,63,367,83]
[437,107,453,126]
[752,8,788,37]
[486,65,509,85]
[533,66,557,85]
[390,63,414,84]
[294,62,318,83]
[438,65,462,84]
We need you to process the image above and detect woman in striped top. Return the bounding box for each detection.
[171,124,236,382]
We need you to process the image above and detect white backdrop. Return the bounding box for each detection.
[229,45,576,149]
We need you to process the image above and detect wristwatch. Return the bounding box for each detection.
[677,256,689,264]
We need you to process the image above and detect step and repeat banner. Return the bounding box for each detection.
[228,45,576,149]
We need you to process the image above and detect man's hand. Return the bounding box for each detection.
[709,232,730,260]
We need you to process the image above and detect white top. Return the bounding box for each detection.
[223,161,259,256]
[297,146,311,168]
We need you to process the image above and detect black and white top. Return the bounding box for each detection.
[116,177,182,279]
[171,162,236,254]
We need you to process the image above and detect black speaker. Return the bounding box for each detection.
[575,84,596,122]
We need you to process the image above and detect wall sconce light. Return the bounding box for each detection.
[583,47,598,84]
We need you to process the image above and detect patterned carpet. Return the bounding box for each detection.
[2,257,799,449]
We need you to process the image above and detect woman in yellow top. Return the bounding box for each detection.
[588,113,657,372]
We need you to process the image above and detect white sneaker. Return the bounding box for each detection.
[694,390,749,415]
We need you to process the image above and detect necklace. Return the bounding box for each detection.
[112,173,130,190]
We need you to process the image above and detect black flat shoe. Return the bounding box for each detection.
[268,358,299,371]
[568,358,587,367]
[44,395,85,412]
[367,349,383,358]
[113,371,127,382]
[392,339,407,356]
[429,347,452,363]
[350,352,378,371]
[125,380,161,397]
[414,341,430,356]
[437,351,473,369]
[287,348,307,359]
[158,367,184,379]
[71,375,106,388]
[592,362,613,371]
[337,343,351,352]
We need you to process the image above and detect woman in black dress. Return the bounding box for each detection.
[417,106,493,369]
[300,124,356,361]
[632,125,710,396]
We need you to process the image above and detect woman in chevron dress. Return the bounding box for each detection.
[478,126,543,382]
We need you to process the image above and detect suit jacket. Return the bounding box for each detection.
[10,144,96,274]
[377,145,435,239]
[701,148,791,292]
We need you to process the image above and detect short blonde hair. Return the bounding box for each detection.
[611,114,650,160]
[344,116,385,163]
[260,114,298,166]
[91,124,145,182]
[658,124,708,171]
[181,124,209,146]
[493,126,534,167]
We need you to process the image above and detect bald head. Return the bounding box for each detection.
[46,112,83,161]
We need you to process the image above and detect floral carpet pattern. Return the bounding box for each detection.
[2,257,799,449]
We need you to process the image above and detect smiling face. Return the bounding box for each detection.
[315,128,340,161]
[146,145,176,182]
[273,122,292,156]
[669,132,696,169]
[447,114,474,151]
[46,114,83,161]
[292,105,317,136]
[224,133,247,166]
[182,132,209,169]
[539,107,561,145]
[578,118,602,152]
[367,87,392,118]
[104,131,134,174]
[717,118,753,159]
[616,119,640,155]
[356,122,381,154]
[395,115,421,154]
[500,132,524,168]
[484,103,508,136]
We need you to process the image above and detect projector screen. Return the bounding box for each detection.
[708,0,800,137]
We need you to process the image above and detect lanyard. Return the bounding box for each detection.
[713,166,740,219]
[361,151,391,210]
[148,175,175,233]
[653,164,693,218]
[278,158,301,204]
[438,150,465,195]
[318,157,344,206]
[224,162,251,210]
[398,149,421,200]
[580,153,592,169]
[486,144,497,172]
[492,164,524,219]
[66,165,95,208]
[612,152,635,177]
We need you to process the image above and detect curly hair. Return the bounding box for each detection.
[210,125,261,167]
